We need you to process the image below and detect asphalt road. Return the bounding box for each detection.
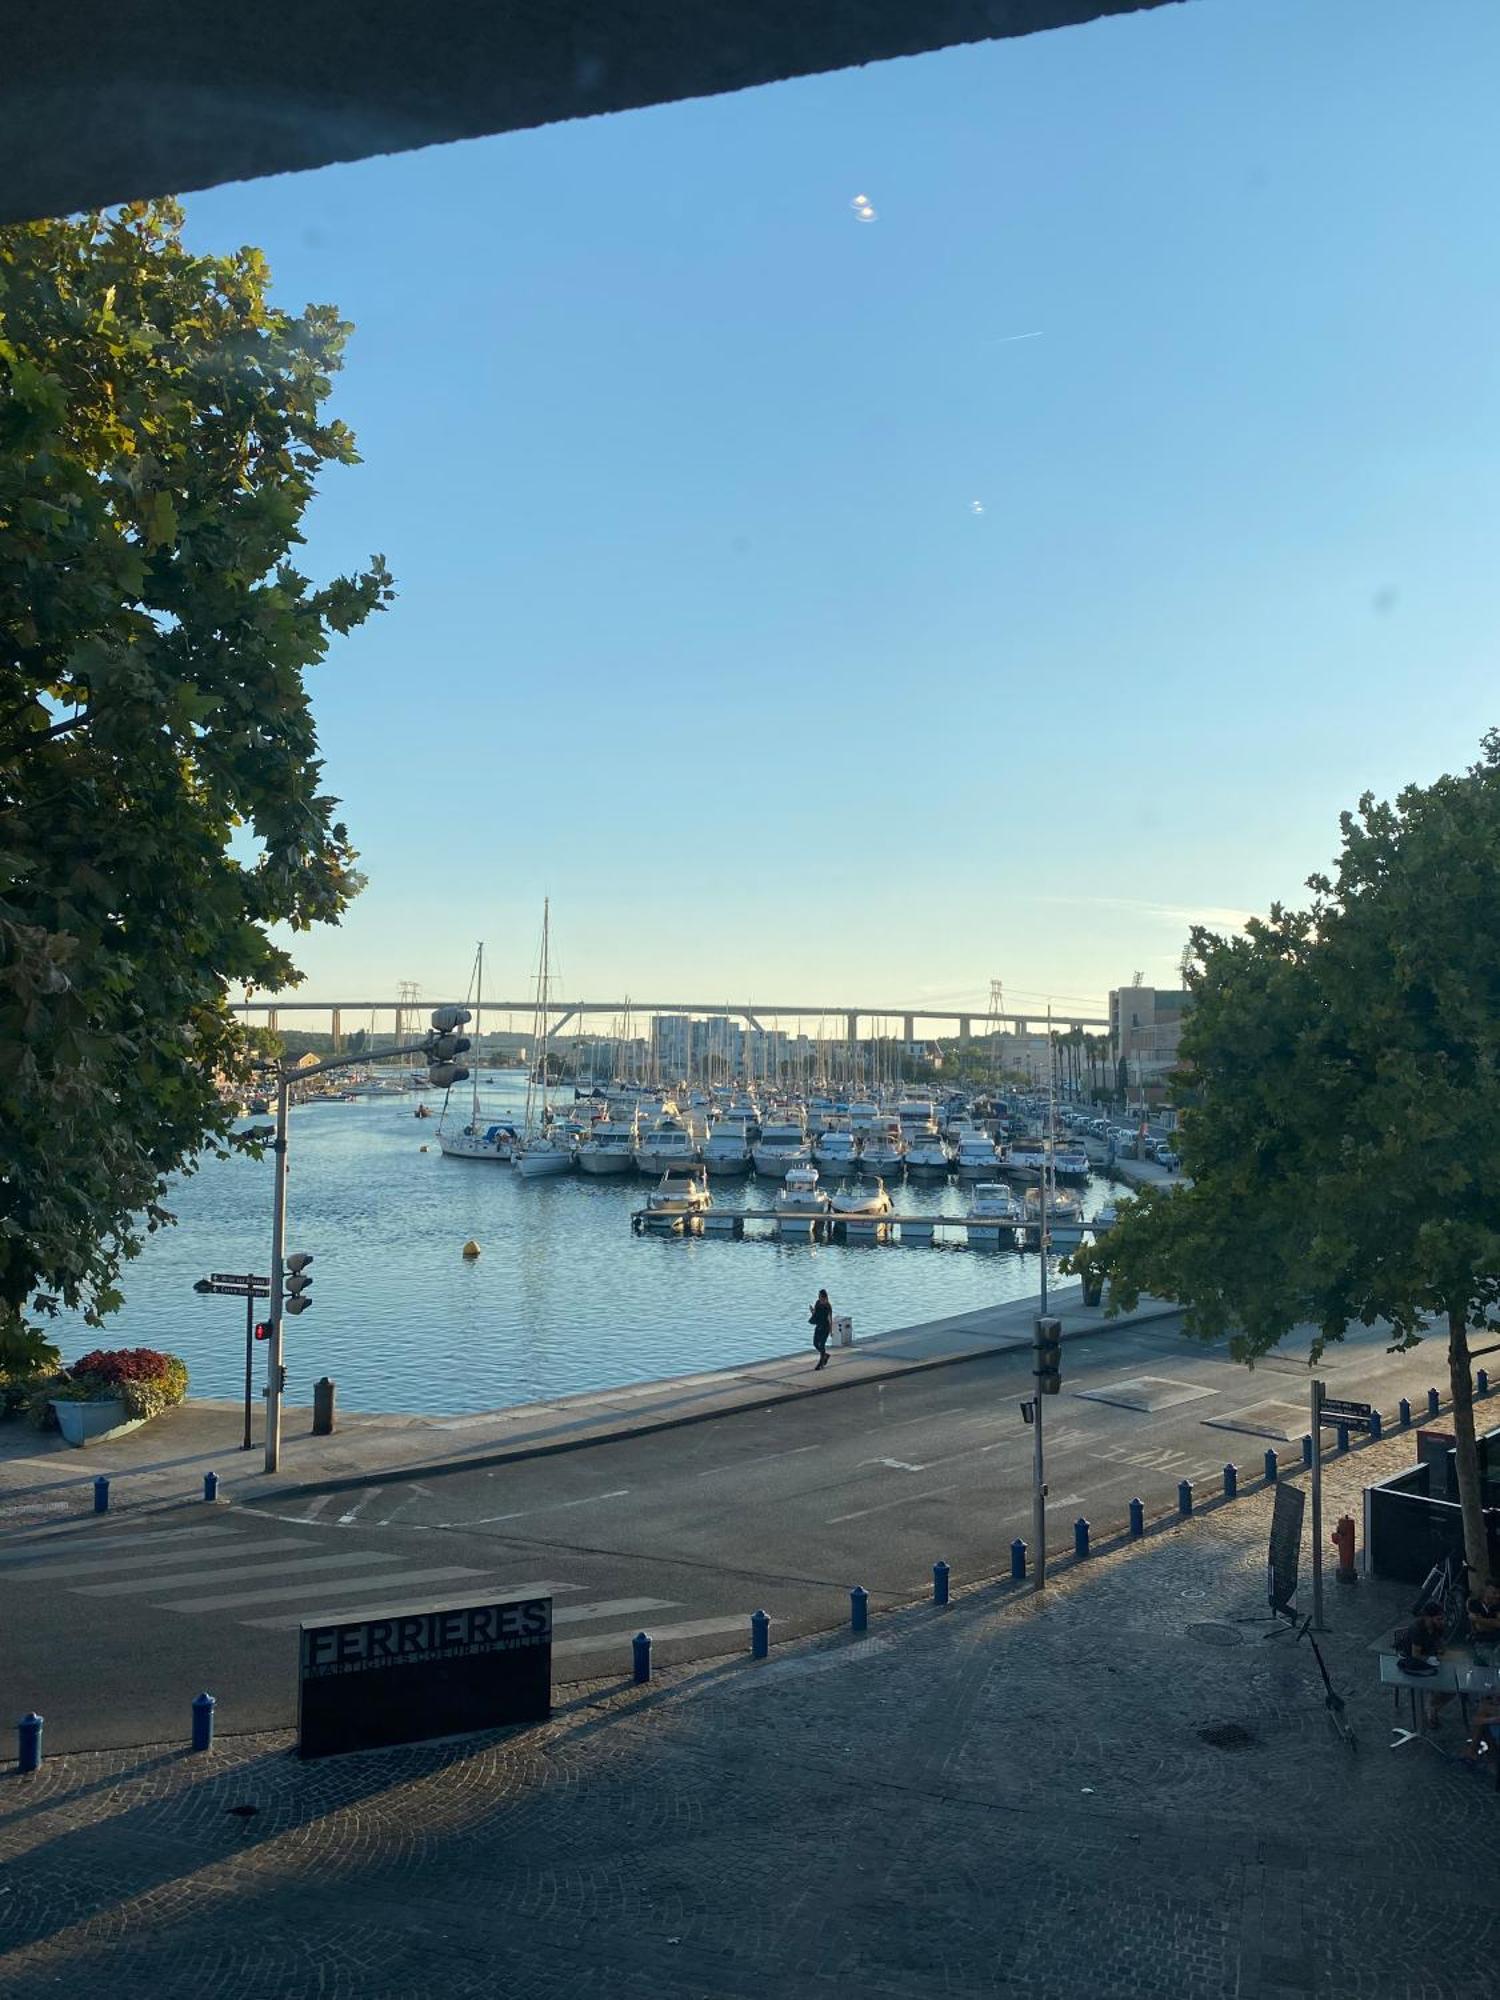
[1,1314,1463,1752]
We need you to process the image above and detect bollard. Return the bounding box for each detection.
[1369,1408,1383,1442]
[191,1692,216,1752]
[93,1475,109,1515]
[1399,1397,1411,1429]
[750,1609,770,1660]
[1128,1497,1144,1539]
[1223,1463,1238,1500]
[850,1586,869,1634]
[1178,1479,1194,1518]
[312,1376,336,1437]
[1010,1537,1027,1580]
[1301,1434,1314,1469]
[932,1560,950,1606]
[1335,1422,1350,1455]
[17,1713,43,1775]
[1263,1449,1278,1484]
[203,1471,219,1503]
[1074,1517,1090,1559]
[1480,1369,1491,1398]
[632,1632,652,1685]
[1427,1387,1440,1418]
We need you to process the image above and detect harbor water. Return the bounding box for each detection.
[66,1077,1111,1415]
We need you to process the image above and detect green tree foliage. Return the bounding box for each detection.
[0,202,392,1369]
[1077,735,1500,1582]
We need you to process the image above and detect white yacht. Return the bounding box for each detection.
[752,1113,811,1178]
[904,1132,954,1173]
[575,1113,639,1175]
[1005,1134,1049,1177]
[1052,1137,1090,1183]
[702,1109,754,1175]
[1023,1182,1085,1247]
[814,1125,861,1176]
[774,1163,831,1232]
[953,1128,1000,1178]
[634,1110,699,1176]
[965,1182,1025,1247]
[641,1165,712,1232]
[830,1177,892,1217]
[858,1119,906,1177]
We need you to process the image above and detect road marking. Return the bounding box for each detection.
[162,1565,490,1614]
[553,1597,677,1626]
[0,1525,236,1560]
[859,1457,927,1473]
[696,1445,820,1478]
[300,1495,334,1521]
[0,1538,312,1582]
[554,1614,750,1658]
[446,1488,630,1527]
[241,1579,578,1630]
[829,1485,959,1523]
[337,1488,383,1526]
[76,1552,399,1597]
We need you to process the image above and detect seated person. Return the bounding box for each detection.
[1458,1694,1500,1770]
[1395,1602,1447,1664]
[1467,1579,1500,1652]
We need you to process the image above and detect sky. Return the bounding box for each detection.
[177,0,1500,1023]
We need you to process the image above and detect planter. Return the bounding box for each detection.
[50,1398,147,1448]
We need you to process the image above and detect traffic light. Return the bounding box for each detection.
[193,1278,213,1295]
[427,1005,472,1087]
[284,1252,314,1316]
[1034,1316,1062,1395]
[254,1321,272,1342]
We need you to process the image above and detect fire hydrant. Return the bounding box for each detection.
[1331,1514,1358,1584]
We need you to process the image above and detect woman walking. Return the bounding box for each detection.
[809,1288,834,1371]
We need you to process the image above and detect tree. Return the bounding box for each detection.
[1075,736,1500,1584]
[0,202,392,1369]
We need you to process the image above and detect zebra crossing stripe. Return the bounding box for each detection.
[553,1614,751,1657]
[0,1526,237,1562]
[240,1580,578,1631]
[551,1598,676,1626]
[0,1538,313,1582]
[162,1564,491,1614]
[75,1552,400,1598]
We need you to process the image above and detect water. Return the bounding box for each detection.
[64,1077,1107,1414]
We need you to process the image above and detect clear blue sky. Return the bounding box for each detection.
[180,0,1500,1021]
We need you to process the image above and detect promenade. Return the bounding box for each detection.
[3,1426,1494,1999]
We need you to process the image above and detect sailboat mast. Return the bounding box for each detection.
[472,942,484,1121]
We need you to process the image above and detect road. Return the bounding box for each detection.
[0,1313,1465,1751]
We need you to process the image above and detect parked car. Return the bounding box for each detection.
[1156,1147,1180,1172]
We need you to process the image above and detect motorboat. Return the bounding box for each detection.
[753,1114,811,1178]
[414,1102,433,1119]
[1023,1182,1085,1247]
[641,1166,713,1232]
[829,1177,892,1217]
[1005,1134,1048,1177]
[774,1162,831,1232]
[904,1133,954,1173]
[953,1128,1000,1178]
[575,1115,639,1175]
[1051,1137,1089,1182]
[814,1125,861,1176]
[702,1115,754,1175]
[634,1111,699,1176]
[858,1119,906,1177]
[965,1181,1025,1247]
[514,1122,574,1178]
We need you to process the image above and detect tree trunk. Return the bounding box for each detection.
[1448,1310,1492,1589]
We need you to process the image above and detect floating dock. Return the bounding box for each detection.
[631,1207,1097,1249]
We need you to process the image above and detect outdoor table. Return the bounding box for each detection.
[1379,1650,1499,1742]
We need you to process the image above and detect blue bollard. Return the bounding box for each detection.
[850,1586,869,1634]
[1336,1422,1350,1455]
[191,1692,216,1752]
[1428,1387,1440,1418]
[1128,1497,1144,1539]
[17,1713,42,1775]
[203,1471,219,1503]
[1369,1408,1383,1442]
[1480,1369,1491,1398]
[632,1632,651,1685]
[1223,1463,1238,1500]
[1011,1537,1027,1580]
[750,1609,770,1660]
[1399,1397,1411,1429]
[1074,1517,1090,1559]
[1263,1449,1278,1484]
[1178,1480,1194,1517]
[1301,1434,1314,1469]
[932,1560,950,1606]
[93,1476,109,1515]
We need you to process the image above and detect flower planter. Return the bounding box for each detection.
[50,1398,147,1448]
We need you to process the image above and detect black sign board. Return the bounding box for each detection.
[1318,1396,1373,1429]
[297,1594,552,1758]
[1267,1482,1305,1614]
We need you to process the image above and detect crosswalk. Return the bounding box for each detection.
[0,1518,752,1668]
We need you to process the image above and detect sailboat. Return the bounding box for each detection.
[436,943,518,1162]
[514,900,574,1179]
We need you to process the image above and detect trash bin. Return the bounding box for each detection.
[834,1315,854,1348]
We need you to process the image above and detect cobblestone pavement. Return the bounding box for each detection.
[3,1435,1497,1999]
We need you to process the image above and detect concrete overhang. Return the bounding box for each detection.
[4,2,1186,226]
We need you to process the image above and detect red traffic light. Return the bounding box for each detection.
[254,1321,272,1342]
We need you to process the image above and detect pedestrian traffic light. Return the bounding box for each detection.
[254,1321,272,1342]
[284,1252,314,1316]
[1034,1316,1062,1395]
[427,1005,472,1087]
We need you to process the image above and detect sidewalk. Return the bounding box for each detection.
[0,1285,1181,1519]
[2,1424,1493,1999]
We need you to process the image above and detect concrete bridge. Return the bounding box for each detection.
[235,996,1109,1049]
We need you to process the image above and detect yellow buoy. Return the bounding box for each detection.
[462,1239,481,1260]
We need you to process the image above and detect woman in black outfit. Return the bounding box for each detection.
[810,1289,833,1370]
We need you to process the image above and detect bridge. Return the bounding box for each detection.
[234,996,1110,1048]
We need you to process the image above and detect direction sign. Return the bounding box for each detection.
[1319,1396,1373,1428]
[211,1272,270,1287]
[196,1278,271,1298]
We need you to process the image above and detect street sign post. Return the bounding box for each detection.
[193,1273,272,1449]
[1318,1396,1374,1430]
